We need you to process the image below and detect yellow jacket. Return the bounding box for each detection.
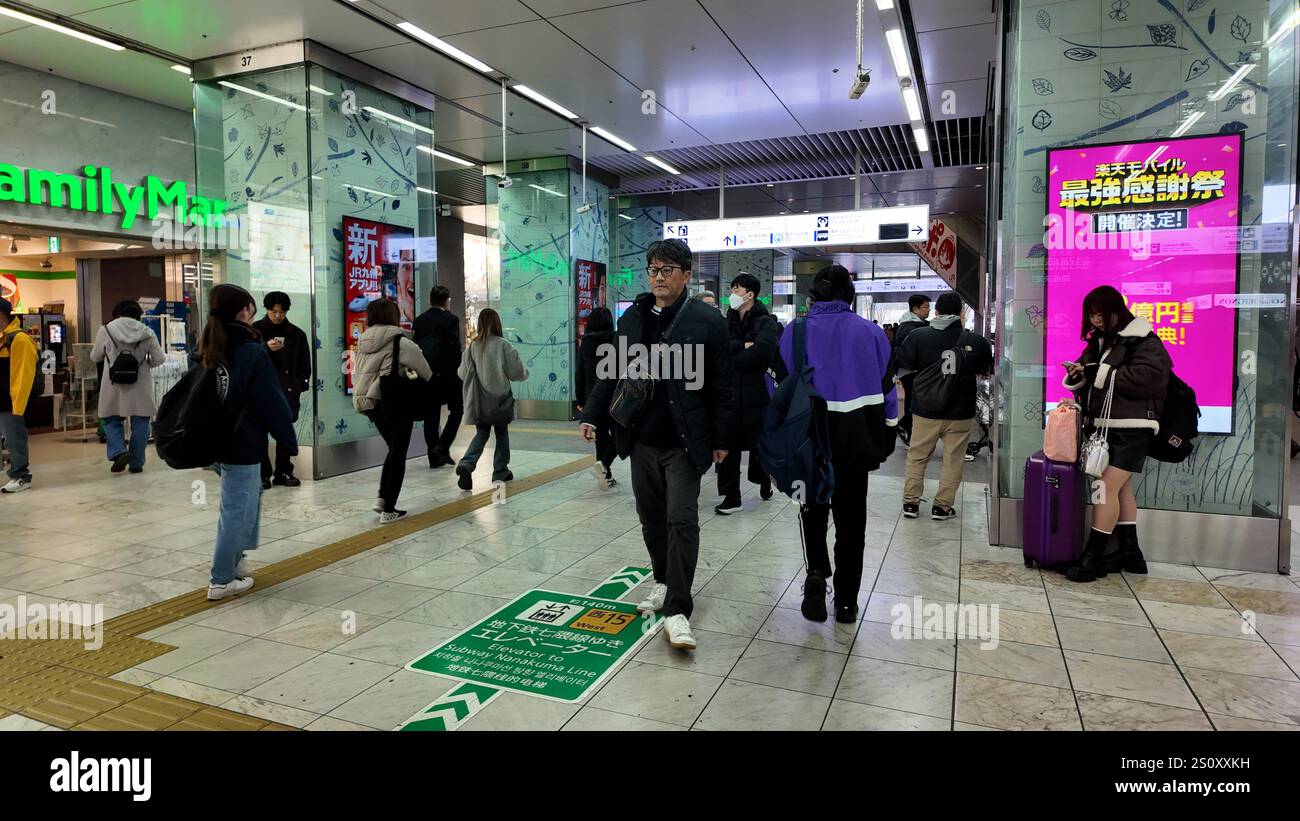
[1,317,38,415]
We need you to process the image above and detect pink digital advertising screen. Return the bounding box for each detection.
[1044,133,1243,434]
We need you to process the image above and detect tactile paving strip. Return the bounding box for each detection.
[3,456,594,730]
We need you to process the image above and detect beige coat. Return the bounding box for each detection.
[352,324,432,413]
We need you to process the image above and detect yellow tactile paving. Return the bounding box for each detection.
[2,456,594,730]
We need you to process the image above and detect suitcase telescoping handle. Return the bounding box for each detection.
[1046,475,1059,536]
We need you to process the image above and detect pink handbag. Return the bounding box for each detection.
[1043,401,1080,463]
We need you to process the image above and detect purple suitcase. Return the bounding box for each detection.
[1022,450,1085,569]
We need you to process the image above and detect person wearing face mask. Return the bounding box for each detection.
[715,273,780,514]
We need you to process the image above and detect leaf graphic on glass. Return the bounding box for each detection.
[361,150,372,165]
[1147,24,1177,45]
[1103,67,1132,92]
[243,145,254,162]
[1237,50,1252,64]
[347,186,358,203]
[1031,109,1053,131]
[292,161,299,177]
[240,104,254,120]
[1218,120,1247,134]
[327,98,340,113]
[1208,9,1216,34]
[1099,99,1124,120]
[327,137,339,152]
[1230,14,1251,43]
[1026,305,1045,328]
[1027,243,1047,258]
[1221,92,1250,111]
[1187,0,1207,11]
[1064,47,1097,61]
[1032,176,1046,194]
[227,127,239,143]
[346,124,357,138]
[1036,9,1051,31]
[391,200,400,211]
[1031,77,1055,95]
[1109,0,1129,21]
[272,143,285,157]
[1186,58,1210,81]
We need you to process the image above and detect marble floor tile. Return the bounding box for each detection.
[1207,714,1300,731]
[850,619,956,670]
[1075,692,1212,730]
[335,620,455,667]
[1200,567,1300,593]
[1045,587,1151,627]
[304,716,377,731]
[993,609,1060,648]
[1215,585,1300,619]
[398,590,508,631]
[1065,650,1199,710]
[193,597,323,637]
[954,673,1081,731]
[757,606,858,654]
[1128,577,1232,609]
[1182,666,1300,725]
[269,573,381,607]
[633,628,752,677]
[1141,600,1259,641]
[260,608,384,651]
[588,661,724,727]
[1054,616,1172,664]
[728,639,850,697]
[957,639,1070,689]
[221,695,320,728]
[562,707,685,731]
[960,578,1051,614]
[329,669,460,730]
[688,595,774,638]
[822,699,950,731]
[452,567,553,599]
[245,653,400,715]
[171,638,320,693]
[698,571,792,607]
[960,559,1043,588]
[695,679,829,731]
[458,691,581,731]
[138,623,252,676]
[144,676,236,708]
[1160,630,1298,681]
[1252,614,1300,646]
[835,656,954,719]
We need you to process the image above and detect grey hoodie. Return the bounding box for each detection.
[90,317,165,418]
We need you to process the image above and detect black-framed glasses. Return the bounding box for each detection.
[646,265,682,278]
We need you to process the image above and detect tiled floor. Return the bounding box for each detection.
[3,427,1300,731]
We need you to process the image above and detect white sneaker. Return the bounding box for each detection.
[591,462,609,490]
[235,557,253,577]
[207,576,254,601]
[637,582,668,614]
[1,478,31,493]
[663,614,696,650]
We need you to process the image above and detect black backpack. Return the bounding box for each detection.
[154,362,246,470]
[910,330,972,416]
[1148,370,1199,463]
[106,329,140,385]
[758,319,834,507]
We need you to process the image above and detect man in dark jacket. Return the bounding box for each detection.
[892,293,931,446]
[896,292,993,521]
[413,285,463,468]
[580,238,733,652]
[715,272,779,514]
[253,291,311,489]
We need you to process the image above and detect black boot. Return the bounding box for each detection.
[1107,523,1148,574]
[1066,528,1111,583]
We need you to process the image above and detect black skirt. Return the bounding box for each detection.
[1103,428,1153,473]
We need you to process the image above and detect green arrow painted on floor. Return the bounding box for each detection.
[397,566,652,731]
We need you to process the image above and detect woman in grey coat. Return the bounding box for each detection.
[90,300,165,473]
[455,308,527,490]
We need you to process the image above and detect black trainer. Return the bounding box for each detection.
[714,499,742,515]
[128,465,143,474]
[456,466,473,490]
[835,603,858,624]
[801,572,828,622]
[273,474,301,487]
[110,453,130,473]
[261,478,273,490]
[760,485,774,501]
[931,505,957,521]
[902,502,920,519]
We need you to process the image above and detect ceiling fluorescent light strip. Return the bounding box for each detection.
[513,85,578,119]
[885,28,910,79]
[644,155,681,175]
[397,21,494,74]
[308,85,334,96]
[902,87,922,121]
[416,146,477,167]
[875,0,894,9]
[912,125,930,153]
[590,127,636,152]
[218,81,306,111]
[364,106,433,135]
[528,184,565,197]
[0,6,124,50]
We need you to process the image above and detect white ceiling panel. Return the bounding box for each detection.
[440,19,705,153]
[1,0,125,35]
[438,127,586,163]
[526,0,652,18]
[925,79,987,119]
[433,102,509,143]
[376,0,538,36]
[353,41,502,99]
[551,0,801,142]
[917,23,995,83]
[701,0,907,135]
[909,0,997,33]
[453,91,570,135]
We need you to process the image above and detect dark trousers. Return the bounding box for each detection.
[260,441,295,481]
[898,373,916,439]
[800,469,869,608]
[594,424,616,469]
[630,442,702,618]
[715,416,768,503]
[423,376,463,456]
[459,423,511,480]
[366,402,414,512]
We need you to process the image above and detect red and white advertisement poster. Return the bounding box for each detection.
[574,259,607,343]
[343,215,416,393]
[911,217,958,289]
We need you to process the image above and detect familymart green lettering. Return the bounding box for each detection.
[0,163,227,230]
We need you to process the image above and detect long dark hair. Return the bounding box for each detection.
[476,308,503,346]
[809,264,855,304]
[585,306,613,336]
[199,284,256,369]
[1080,285,1134,341]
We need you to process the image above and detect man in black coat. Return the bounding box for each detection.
[715,272,780,514]
[580,239,733,652]
[413,285,463,468]
[253,291,310,488]
[892,293,931,445]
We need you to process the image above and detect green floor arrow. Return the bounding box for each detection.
[397,565,652,731]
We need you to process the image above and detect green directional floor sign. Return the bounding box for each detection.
[406,586,654,704]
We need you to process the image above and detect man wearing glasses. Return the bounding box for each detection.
[580,238,734,651]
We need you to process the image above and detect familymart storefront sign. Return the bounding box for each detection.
[0,163,227,230]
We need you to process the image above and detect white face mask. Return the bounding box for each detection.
[728,293,746,310]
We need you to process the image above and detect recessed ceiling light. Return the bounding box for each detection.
[397,21,495,74]
[766,184,774,187]
[0,7,125,50]
[590,127,636,152]
[416,146,477,168]
[512,84,578,119]
[912,125,929,153]
[902,87,922,121]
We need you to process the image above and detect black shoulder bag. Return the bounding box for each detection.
[608,296,693,429]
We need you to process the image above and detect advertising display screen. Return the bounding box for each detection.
[1045,133,1242,433]
[343,215,416,393]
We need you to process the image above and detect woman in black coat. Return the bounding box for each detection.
[575,306,617,488]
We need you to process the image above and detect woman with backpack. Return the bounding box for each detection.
[770,265,897,624]
[575,306,617,488]
[352,299,433,523]
[199,284,298,601]
[455,308,527,491]
[90,300,165,474]
[1062,284,1170,582]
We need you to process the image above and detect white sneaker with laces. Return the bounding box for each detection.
[235,557,253,577]
[379,509,408,524]
[207,576,254,601]
[1,478,31,493]
[663,614,696,650]
[637,582,668,614]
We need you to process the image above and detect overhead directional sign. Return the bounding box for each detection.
[664,204,930,252]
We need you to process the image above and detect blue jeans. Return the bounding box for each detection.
[210,463,262,585]
[0,412,30,481]
[104,415,150,469]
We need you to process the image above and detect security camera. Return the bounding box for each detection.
[848,68,870,100]
[497,176,513,189]
[575,202,594,214]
